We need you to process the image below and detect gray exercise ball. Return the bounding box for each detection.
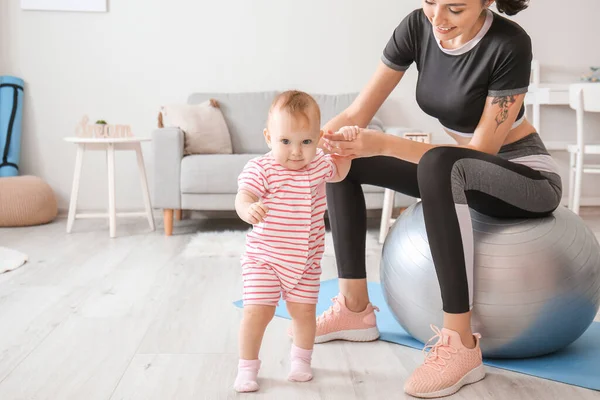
[381,202,600,358]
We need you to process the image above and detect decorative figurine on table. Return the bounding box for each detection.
[581,66,600,83]
[75,115,134,138]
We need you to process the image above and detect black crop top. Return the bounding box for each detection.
[381,8,532,136]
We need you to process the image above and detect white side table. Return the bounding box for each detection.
[64,137,155,238]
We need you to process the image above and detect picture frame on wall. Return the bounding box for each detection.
[21,0,107,12]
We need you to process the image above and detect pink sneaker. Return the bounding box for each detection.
[289,293,380,343]
[404,325,485,398]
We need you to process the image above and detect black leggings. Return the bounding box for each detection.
[326,134,562,314]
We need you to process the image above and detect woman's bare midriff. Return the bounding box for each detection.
[445,119,537,148]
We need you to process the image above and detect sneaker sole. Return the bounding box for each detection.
[314,327,380,344]
[408,364,486,399]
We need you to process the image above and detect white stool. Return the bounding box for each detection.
[64,137,155,238]
[378,132,431,244]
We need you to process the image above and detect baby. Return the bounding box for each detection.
[234,90,357,392]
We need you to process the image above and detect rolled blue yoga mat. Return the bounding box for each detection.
[0,76,25,177]
[234,279,600,391]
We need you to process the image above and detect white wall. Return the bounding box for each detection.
[0,1,8,74]
[3,0,600,211]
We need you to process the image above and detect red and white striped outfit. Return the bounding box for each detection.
[237,149,337,306]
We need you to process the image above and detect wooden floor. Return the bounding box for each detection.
[1,211,599,400]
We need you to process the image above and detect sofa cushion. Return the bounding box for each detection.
[180,154,385,195]
[161,100,233,155]
[187,92,276,154]
[181,154,261,194]
[312,93,357,128]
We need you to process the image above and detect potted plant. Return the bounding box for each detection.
[94,119,108,138]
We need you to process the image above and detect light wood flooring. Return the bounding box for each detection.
[0,210,599,400]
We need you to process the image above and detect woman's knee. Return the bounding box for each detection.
[418,147,468,182]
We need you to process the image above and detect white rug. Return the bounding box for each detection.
[0,247,28,273]
[183,229,381,259]
[183,229,251,259]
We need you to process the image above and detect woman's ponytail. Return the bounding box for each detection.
[493,0,529,16]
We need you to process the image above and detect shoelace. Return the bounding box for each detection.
[422,325,458,371]
[316,296,380,326]
[316,297,340,325]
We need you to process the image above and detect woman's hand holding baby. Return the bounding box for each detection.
[322,126,384,158]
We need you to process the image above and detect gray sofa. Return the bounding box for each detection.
[152,91,411,235]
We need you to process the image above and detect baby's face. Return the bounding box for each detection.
[264,109,322,170]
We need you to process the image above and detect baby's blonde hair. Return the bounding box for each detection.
[268,90,321,127]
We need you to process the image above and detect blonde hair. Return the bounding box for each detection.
[268,90,321,127]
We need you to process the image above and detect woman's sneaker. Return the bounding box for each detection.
[288,293,380,343]
[404,325,486,398]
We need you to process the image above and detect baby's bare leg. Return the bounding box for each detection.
[240,305,276,359]
[235,304,276,392]
[287,302,316,349]
[286,302,317,382]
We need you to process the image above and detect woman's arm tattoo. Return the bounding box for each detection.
[491,95,516,132]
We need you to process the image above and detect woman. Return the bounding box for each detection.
[316,0,562,397]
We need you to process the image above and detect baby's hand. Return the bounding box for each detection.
[245,201,268,225]
[337,125,360,141]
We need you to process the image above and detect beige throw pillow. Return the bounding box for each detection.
[160,99,233,155]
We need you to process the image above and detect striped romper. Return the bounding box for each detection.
[237,149,336,306]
